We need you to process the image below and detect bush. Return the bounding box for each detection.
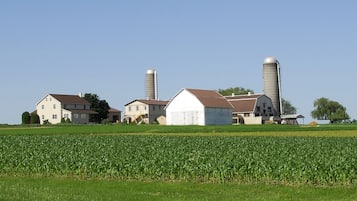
[30,112,40,124]
[22,111,31,124]
[65,118,71,124]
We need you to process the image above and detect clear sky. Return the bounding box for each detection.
[1,0,356,124]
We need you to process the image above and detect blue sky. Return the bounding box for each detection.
[1,0,356,124]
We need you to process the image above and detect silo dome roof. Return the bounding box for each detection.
[146,69,155,74]
[263,57,278,64]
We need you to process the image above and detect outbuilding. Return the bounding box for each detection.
[165,88,233,125]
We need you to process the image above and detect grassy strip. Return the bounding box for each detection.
[1,124,357,136]
[0,176,356,201]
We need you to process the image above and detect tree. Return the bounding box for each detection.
[311,97,350,123]
[282,99,297,115]
[217,87,254,96]
[22,111,31,124]
[30,112,40,124]
[83,93,110,123]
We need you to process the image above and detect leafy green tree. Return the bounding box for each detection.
[83,93,110,123]
[22,111,31,124]
[218,87,254,96]
[61,117,66,124]
[311,97,350,123]
[282,99,297,115]
[30,112,40,124]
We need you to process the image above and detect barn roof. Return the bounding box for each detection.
[226,94,266,113]
[185,88,233,108]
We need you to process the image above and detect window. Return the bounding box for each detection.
[144,106,147,111]
[128,106,131,112]
[42,115,44,120]
[53,104,56,109]
[64,114,69,119]
[152,105,156,111]
[42,105,44,109]
[52,114,57,119]
[81,114,86,119]
[136,106,139,111]
[263,103,266,108]
[244,113,250,117]
[74,114,79,119]
[256,106,261,112]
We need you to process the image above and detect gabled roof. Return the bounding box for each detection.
[109,107,121,113]
[125,99,169,106]
[181,88,233,108]
[50,94,89,105]
[226,94,266,113]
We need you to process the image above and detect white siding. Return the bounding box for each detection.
[36,95,62,124]
[166,90,205,125]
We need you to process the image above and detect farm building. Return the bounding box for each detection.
[226,93,276,124]
[108,107,122,123]
[36,94,97,124]
[123,99,168,124]
[165,88,233,125]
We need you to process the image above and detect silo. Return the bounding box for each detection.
[263,57,282,117]
[146,69,158,100]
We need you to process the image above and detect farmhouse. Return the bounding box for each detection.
[36,94,97,124]
[123,99,168,124]
[226,93,275,124]
[165,88,233,125]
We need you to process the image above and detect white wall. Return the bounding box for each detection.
[36,95,62,124]
[166,90,205,125]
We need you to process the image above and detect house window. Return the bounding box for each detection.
[144,106,147,111]
[152,105,156,111]
[244,113,250,117]
[52,114,57,119]
[263,103,266,108]
[42,105,44,109]
[74,114,79,119]
[53,104,56,109]
[64,114,69,119]
[256,106,260,112]
[128,106,131,112]
[136,106,139,111]
[42,115,44,120]
[268,107,272,113]
[81,114,86,119]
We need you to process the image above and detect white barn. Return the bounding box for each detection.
[165,88,233,125]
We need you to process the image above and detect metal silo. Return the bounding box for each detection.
[146,69,158,100]
[263,57,282,117]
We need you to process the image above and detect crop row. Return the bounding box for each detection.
[0,135,356,185]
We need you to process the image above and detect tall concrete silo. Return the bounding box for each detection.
[263,57,282,117]
[146,69,158,100]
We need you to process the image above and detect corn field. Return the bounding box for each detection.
[1,135,356,185]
